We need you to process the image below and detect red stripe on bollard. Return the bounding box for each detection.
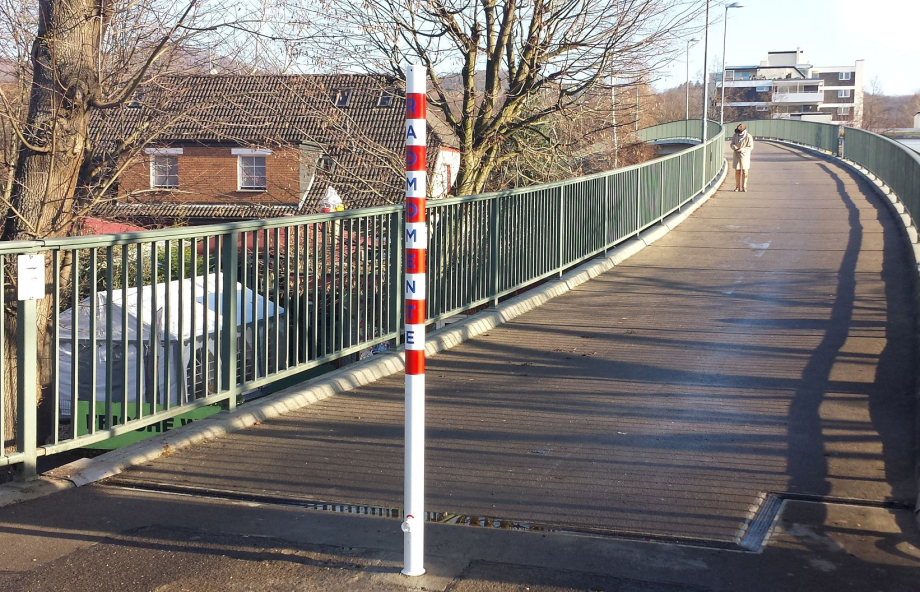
[405,349,426,375]
[406,197,426,223]
[405,298,425,325]
[406,146,427,172]
[406,248,426,274]
[406,93,427,119]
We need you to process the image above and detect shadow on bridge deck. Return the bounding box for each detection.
[1,141,918,592]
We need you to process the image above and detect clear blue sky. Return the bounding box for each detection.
[654,0,920,96]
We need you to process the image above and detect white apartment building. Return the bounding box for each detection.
[715,50,864,126]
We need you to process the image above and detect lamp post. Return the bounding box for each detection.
[700,0,710,143]
[686,38,698,120]
[720,2,745,125]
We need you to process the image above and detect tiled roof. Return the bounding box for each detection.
[95,74,456,214]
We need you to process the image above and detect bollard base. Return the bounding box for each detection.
[401,568,426,577]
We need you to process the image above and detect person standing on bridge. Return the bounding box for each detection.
[731,124,754,192]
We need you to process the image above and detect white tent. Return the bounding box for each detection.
[58,273,284,417]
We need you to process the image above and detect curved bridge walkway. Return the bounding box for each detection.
[1,142,918,591]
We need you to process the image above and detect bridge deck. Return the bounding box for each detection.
[109,142,918,547]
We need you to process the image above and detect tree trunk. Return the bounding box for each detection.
[3,0,104,449]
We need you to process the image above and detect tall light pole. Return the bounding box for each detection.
[700,0,710,143]
[686,38,698,120]
[720,2,745,125]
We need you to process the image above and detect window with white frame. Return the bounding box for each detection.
[146,148,182,189]
[232,148,270,190]
[837,106,850,115]
[756,86,770,93]
[150,155,178,188]
[755,105,769,112]
[838,89,851,98]
[838,72,852,81]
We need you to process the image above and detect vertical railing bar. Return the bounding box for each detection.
[335,221,343,354]
[272,227,280,375]
[89,249,98,435]
[213,237,221,396]
[203,238,210,397]
[71,251,80,438]
[149,241,159,410]
[311,223,319,360]
[190,239,198,401]
[105,246,114,430]
[177,240,185,403]
[361,217,368,346]
[285,225,293,370]
[262,229,269,379]
[163,240,172,411]
[240,232,248,382]
[51,251,61,443]
[251,232,259,378]
[320,222,327,356]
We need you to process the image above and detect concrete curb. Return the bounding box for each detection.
[1,164,727,509]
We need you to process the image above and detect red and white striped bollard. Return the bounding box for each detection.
[402,63,427,577]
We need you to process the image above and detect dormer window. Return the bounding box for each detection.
[318,155,336,174]
[377,89,395,107]
[334,89,352,107]
[127,88,145,109]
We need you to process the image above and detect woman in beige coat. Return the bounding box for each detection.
[730,124,754,191]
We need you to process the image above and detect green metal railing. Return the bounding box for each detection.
[1,119,725,475]
[730,119,840,155]
[729,119,919,225]
[842,127,920,223]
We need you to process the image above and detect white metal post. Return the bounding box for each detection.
[720,3,745,126]
[402,63,427,577]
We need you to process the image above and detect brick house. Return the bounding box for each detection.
[94,74,459,225]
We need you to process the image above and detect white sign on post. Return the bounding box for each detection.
[17,254,45,301]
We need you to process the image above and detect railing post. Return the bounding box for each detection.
[15,299,37,480]
[557,185,565,277]
[15,254,43,481]
[489,197,500,305]
[220,232,239,410]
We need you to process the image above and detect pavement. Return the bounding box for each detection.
[1,141,918,591]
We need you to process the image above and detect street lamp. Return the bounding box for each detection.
[700,1,710,143]
[720,2,745,125]
[686,38,698,120]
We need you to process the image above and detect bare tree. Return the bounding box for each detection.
[315,0,704,196]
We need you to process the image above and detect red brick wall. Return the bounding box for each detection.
[119,145,302,206]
